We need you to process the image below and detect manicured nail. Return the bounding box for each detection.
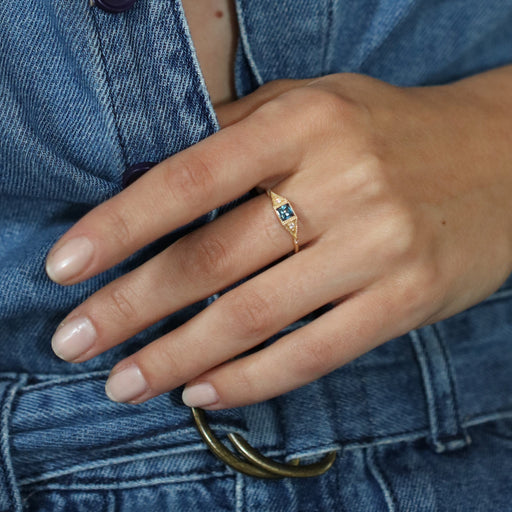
[46,236,94,283]
[51,316,96,361]
[105,365,149,403]
[182,383,219,408]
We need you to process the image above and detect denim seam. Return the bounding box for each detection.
[235,1,264,86]
[465,409,512,427]
[89,9,128,171]
[18,410,512,492]
[22,471,231,493]
[433,323,471,447]
[419,326,469,450]
[409,329,445,451]
[322,0,335,74]
[19,370,110,392]
[0,374,27,512]
[365,446,397,512]
[107,490,115,512]
[175,0,220,136]
[23,410,512,485]
[325,0,340,72]
[235,472,244,512]
[354,356,378,439]
[17,427,250,487]
[17,442,226,487]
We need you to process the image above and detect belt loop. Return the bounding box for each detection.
[0,375,27,512]
[409,326,472,453]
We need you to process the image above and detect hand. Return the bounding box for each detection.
[45,71,512,409]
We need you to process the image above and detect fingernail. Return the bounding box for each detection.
[182,383,219,408]
[105,365,149,403]
[46,236,94,283]
[51,316,96,361]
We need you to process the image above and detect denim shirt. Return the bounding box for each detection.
[1,0,512,376]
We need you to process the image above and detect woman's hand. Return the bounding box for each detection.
[45,69,512,409]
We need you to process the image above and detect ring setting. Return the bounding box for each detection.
[267,190,299,253]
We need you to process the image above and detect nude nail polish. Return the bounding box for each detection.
[105,365,149,403]
[46,236,94,283]
[51,316,96,361]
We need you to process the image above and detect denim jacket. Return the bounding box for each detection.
[1,2,512,511]
[1,0,511,374]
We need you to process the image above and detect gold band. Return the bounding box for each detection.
[267,189,299,253]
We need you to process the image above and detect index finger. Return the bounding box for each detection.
[45,94,304,285]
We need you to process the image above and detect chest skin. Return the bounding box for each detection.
[181,0,239,107]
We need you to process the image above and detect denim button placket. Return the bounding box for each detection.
[93,0,138,13]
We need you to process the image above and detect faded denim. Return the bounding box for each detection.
[1,0,512,510]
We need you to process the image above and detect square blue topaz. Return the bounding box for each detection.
[277,203,294,221]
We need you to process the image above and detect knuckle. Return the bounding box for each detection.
[164,152,215,205]
[140,341,183,389]
[344,154,388,200]
[230,364,256,398]
[227,289,274,339]
[195,236,230,278]
[174,233,230,285]
[101,203,135,250]
[297,86,360,131]
[106,283,140,324]
[378,205,418,262]
[293,339,336,378]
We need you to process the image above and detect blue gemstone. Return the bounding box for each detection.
[277,203,294,221]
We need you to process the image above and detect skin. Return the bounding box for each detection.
[181,0,238,107]
[45,11,512,409]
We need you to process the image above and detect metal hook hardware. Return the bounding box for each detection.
[192,407,337,479]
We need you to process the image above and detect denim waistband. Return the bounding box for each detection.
[1,286,512,510]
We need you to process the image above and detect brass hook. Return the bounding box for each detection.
[191,407,337,479]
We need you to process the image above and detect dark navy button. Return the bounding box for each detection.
[93,0,138,13]
[122,162,156,188]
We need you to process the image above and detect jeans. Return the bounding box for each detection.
[2,276,512,510]
[1,1,512,510]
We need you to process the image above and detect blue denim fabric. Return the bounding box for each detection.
[1,0,512,510]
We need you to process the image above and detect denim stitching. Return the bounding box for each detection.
[23,471,230,493]
[89,9,128,171]
[365,446,397,512]
[421,330,446,449]
[466,409,512,428]
[322,0,335,73]
[235,1,264,86]
[433,323,471,447]
[409,329,442,450]
[106,490,115,512]
[324,0,340,73]
[17,438,243,487]
[19,370,110,392]
[25,412,507,489]
[0,374,27,512]
[235,472,244,512]
[17,408,512,491]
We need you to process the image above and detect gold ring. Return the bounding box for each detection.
[267,190,300,253]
